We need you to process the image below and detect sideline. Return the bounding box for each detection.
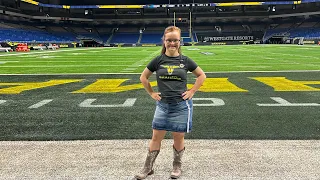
[0,70,320,75]
[0,47,120,57]
[0,139,319,179]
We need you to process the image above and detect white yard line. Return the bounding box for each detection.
[203,70,320,73]
[248,44,320,48]
[0,47,120,57]
[120,49,161,73]
[0,65,129,67]
[236,66,270,68]
[230,47,319,66]
[305,64,320,66]
[270,52,320,59]
[199,62,300,66]
[0,60,137,63]
[233,48,284,61]
[28,99,53,109]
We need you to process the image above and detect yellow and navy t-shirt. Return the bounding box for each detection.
[147,54,198,103]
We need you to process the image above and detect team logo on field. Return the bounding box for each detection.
[161,65,180,75]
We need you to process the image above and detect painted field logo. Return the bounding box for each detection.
[200,52,214,55]
[0,77,319,94]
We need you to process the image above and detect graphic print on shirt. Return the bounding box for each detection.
[161,65,180,75]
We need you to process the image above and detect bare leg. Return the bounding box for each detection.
[172,132,185,151]
[149,129,167,151]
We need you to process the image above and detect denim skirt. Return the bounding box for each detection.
[152,99,193,133]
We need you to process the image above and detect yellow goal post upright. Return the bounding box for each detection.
[173,11,194,45]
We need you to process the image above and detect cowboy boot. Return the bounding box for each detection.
[134,149,160,180]
[170,146,185,179]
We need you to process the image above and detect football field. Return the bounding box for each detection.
[0,45,319,179]
[0,45,320,74]
[0,45,319,140]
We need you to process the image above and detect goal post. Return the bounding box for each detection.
[173,11,194,44]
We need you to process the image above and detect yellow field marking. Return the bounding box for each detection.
[0,79,83,94]
[251,77,320,91]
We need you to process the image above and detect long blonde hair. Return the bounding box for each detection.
[161,26,182,55]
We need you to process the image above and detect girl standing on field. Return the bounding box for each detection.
[134,26,206,179]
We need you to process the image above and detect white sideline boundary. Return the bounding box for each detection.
[0,139,319,180]
[0,70,319,76]
[0,47,121,57]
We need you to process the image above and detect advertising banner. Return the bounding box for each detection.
[198,35,255,42]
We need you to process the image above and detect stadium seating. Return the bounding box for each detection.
[264,26,320,42]
[288,28,320,39]
[263,28,289,41]
[181,33,192,43]
[0,20,319,45]
[109,33,140,44]
[0,28,78,43]
[77,33,103,42]
[140,33,163,44]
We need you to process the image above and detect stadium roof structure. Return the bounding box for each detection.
[34,0,309,5]
[16,0,320,9]
[1,0,319,24]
